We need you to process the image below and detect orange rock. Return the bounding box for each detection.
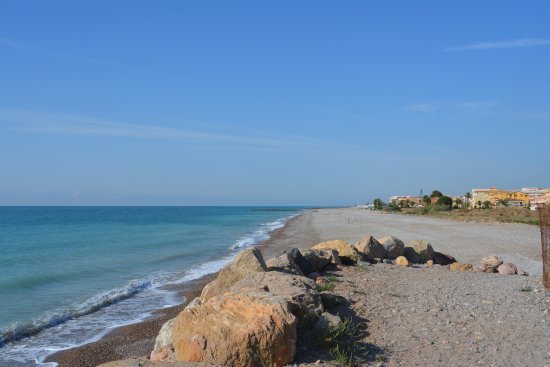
[172,291,297,367]
[311,240,359,264]
[426,260,434,268]
[395,256,409,267]
[449,262,473,272]
[200,247,267,302]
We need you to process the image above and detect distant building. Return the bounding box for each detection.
[522,187,549,210]
[471,187,529,208]
[389,195,423,208]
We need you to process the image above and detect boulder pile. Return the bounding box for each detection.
[146,235,529,367]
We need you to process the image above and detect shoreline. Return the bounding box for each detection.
[44,207,547,366]
[45,211,310,367]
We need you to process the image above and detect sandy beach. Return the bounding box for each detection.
[47,208,548,366]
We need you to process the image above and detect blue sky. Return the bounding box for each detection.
[1,1,549,205]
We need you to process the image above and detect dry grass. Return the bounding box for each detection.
[401,207,539,225]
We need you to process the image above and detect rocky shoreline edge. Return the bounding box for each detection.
[68,230,544,367]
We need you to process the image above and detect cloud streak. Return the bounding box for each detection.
[0,108,329,150]
[0,37,152,75]
[445,38,550,52]
[406,102,440,113]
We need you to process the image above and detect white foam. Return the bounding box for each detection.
[0,211,304,366]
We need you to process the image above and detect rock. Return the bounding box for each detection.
[449,262,473,272]
[518,269,529,276]
[354,236,385,261]
[473,266,486,273]
[172,290,297,367]
[266,252,304,276]
[373,257,383,264]
[395,256,409,267]
[356,260,372,267]
[307,272,320,279]
[481,256,503,273]
[382,259,393,264]
[311,240,359,264]
[151,297,203,362]
[284,248,310,273]
[99,358,216,367]
[201,247,267,302]
[230,271,323,324]
[497,263,517,275]
[426,260,434,268]
[433,251,457,266]
[377,236,405,259]
[319,293,345,310]
[404,240,434,263]
[150,319,175,361]
[314,312,342,337]
[301,249,335,272]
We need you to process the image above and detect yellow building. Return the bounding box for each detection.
[471,187,529,208]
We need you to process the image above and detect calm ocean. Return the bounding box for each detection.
[0,206,305,366]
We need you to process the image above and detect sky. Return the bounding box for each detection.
[1,1,549,206]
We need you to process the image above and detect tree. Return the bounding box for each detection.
[476,200,482,209]
[497,199,509,207]
[431,190,443,198]
[483,200,491,209]
[437,195,453,209]
[373,198,384,210]
[422,195,430,204]
[465,192,472,199]
[454,198,463,209]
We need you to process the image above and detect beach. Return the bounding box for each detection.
[44,207,549,366]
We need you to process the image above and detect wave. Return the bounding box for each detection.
[0,211,303,364]
[229,213,299,250]
[0,278,152,347]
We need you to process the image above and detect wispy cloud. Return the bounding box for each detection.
[445,38,550,52]
[406,102,440,113]
[0,37,152,75]
[407,100,499,114]
[0,108,329,150]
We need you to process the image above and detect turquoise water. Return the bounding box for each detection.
[0,206,304,366]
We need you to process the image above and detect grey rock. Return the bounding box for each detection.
[497,262,517,275]
[404,239,435,263]
[354,235,386,261]
[301,249,335,272]
[378,236,405,259]
[266,252,304,276]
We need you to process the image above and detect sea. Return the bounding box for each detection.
[0,206,306,366]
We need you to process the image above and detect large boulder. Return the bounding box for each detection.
[284,248,311,274]
[354,236,385,261]
[377,236,405,260]
[481,256,503,273]
[404,240,434,263]
[497,263,517,275]
[150,318,175,361]
[433,251,457,266]
[230,271,323,325]
[151,298,203,362]
[201,247,267,302]
[300,249,340,273]
[172,290,297,367]
[99,358,216,367]
[266,252,304,276]
[311,240,359,264]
